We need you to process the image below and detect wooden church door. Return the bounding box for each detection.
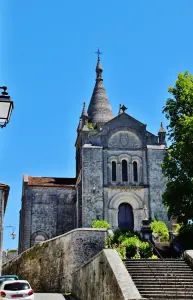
[118,203,134,231]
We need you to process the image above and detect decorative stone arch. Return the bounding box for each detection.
[30,231,49,247]
[108,192,144,231]
[107,155,118,163]
[117,153,131,163]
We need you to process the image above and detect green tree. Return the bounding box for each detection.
[162,71,193,223]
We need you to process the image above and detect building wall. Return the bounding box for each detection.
[0,190,4,274]
[2,249,18,264]
[19,185,76,254]
[82,145,104,227]
[147,147,168,222]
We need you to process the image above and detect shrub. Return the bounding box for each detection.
[91,220,110,229]
[121,236,139,258]
[150,221,169,242]
[139,241,153,258]
[112,244,127,260]
[111,228,141,244]
[87,122,93,129]
[149,254,159,259]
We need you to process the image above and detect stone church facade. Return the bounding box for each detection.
[18,55,167,254]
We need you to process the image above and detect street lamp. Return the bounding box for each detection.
[0,86,14,128]
[4,226,16,240]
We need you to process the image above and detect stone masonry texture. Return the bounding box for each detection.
[3,229,107,293]
[19,185,76,253]
[72,249,142,300]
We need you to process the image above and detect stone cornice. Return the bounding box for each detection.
[104,185,148,190]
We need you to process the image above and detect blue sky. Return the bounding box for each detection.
[1,0,193,249]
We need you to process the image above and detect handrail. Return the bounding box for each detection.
[148,239,189,299]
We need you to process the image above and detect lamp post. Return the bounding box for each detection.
[4,226,16,240]
[0,86,14,128]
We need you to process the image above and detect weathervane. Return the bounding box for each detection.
[95,48,102,59]
[120,104,127,113]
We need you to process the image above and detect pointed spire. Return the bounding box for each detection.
[81,102,88,118]
[158,122,166,145]
[87,51,114,124]
[159,122,166,133]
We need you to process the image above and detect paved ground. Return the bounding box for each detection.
[34,293,65,299]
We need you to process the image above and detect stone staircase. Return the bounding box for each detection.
[124,258,193,299]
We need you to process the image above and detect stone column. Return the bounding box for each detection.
[108,208,119,229]
[117,163,121,184]
[129,163,132,183]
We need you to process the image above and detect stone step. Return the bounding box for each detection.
[127,266,193,274]
[137,286,193,290]
[133,280,193,284]
[129,273,192,281]
[138,286,193,291]
[125,263,189,267]
[125,263,190,266]
[124,259,184,262]
[140,289,193,298]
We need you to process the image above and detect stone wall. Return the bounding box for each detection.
[147,147,168,222]
[82,145,104,226]
[72,249,142,300]
[2,249,18,264]
[19,185,76,253]
[3,228,106,293]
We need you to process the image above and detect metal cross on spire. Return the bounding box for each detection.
[95,48,102,59]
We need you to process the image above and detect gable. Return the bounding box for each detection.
[108,130,141,149]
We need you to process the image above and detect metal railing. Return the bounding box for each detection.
[148,239,189,299]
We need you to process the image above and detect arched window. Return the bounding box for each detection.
[122,160,128,182]
[133,161,138,182]
[112,161,116,182]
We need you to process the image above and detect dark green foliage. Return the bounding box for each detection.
[175,224,193,250]
[162,72,193,223]
[107,229,152,259]
[150,221,169,242]
[91,220,110,229]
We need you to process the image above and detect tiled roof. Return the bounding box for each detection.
[27,176,76,187]
[0,183,10,212]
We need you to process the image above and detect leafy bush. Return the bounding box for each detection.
[105,228,153,259]
[111,228,141,244]
[139,241,153,258]
[121,236,151,258]
[149,254,159,259]
[150,221,169,242]
[87,122,93,129]
[91,220,110,229]
[112,244,126,260]
[176,224,193,250]
[121,236,139,258]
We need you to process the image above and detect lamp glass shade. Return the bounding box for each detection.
[0,96,13,127]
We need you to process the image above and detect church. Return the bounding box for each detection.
[18,54,167,254]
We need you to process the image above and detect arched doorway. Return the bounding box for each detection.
[118,203,134,231]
